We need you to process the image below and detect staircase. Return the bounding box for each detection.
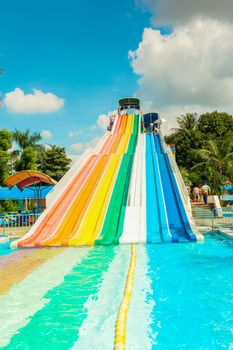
[191,202,214,214]
[191,202,214,228]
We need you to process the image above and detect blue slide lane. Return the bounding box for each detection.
[146,134,171,243]
[153,135,196,242]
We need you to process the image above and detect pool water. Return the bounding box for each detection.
[0,235,232,349]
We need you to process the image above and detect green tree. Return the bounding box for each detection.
[197,111,233,141]
[0,200,18,214]
[165,113,203,169]
[40,145,71,181]
[13,129,44,170]
[0,129,13,185]
[193,135,233,194]
[15,147,38,171]
[13,129,42,149]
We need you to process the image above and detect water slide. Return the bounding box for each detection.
[11,113,200,248]
[145,134,172,243]
[153,134,196,242]
[120,131,146,243]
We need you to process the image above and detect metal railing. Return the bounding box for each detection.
[0,213,41,237]
[192,207,233,231]
[211,208,233,230]
[192,207,213,228]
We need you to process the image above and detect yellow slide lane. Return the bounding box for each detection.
[41,115,127,247]
[69,154,121,246]
[41,155,108,246]
[69,115,134,246]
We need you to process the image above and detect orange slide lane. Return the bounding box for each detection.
[41,117,128,247]
[18,156,97,247]
[16,116,124,248]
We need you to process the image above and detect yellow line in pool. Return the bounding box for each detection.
[114,244,136,350]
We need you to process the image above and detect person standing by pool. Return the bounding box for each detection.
[202,183,211,205]
[193,186,200,202]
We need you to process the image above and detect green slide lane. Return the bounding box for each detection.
[4,246,116,350]
[96,115,139,245]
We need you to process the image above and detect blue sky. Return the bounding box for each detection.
[0,0,150,153]
[1,0,233,153]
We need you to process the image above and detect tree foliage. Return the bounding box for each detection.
[0,200,18,214]
[198,111,233,140]
[0,129,13,151]
[13,129,44,171]
[0,129,13,185]
[15,147,38,171]
[193,136,233,194]
[165,113,203,168]
[40,145,71,181]
[165,111,233,193]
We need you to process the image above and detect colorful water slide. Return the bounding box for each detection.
[153,134,196,242]
[145,134,172,243]
[11,111,200,248]
[120,132,146,243]
[11,114,129,248]
[95,115,139,245]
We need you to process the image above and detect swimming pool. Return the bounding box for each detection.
[0,235,232,349]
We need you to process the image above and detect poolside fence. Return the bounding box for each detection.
[0,213,41,237]
[193,207,233,231]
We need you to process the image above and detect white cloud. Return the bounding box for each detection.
[68,130,83,138]
[41,130,52,139]
[137,0,233,26]
[70,137,101,154]
[97,110,117,131]
[4,88,64,114]
[129,20,233,130]
[97,114,108,131]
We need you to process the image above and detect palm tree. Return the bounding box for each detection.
[173,113,198,136]
[13,129,42,149]
[12,129,45,171]
[193,135,233,194]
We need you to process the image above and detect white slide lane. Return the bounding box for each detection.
[120,133,146,243]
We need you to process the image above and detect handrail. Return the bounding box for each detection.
[211,208,233,230]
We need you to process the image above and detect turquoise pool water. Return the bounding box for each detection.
[0,235,232,349]
[0,242,11,257]
[147,236,233,349]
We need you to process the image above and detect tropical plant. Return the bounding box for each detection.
[13,129,43,150]
[175,113,199,135]
[14,147,38,171]
[198,111,233,141]
[39,145,71,181]
[0,129,13,185]
[165,113,203,169]
[13,129,45,170]
[192,135,233,194]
